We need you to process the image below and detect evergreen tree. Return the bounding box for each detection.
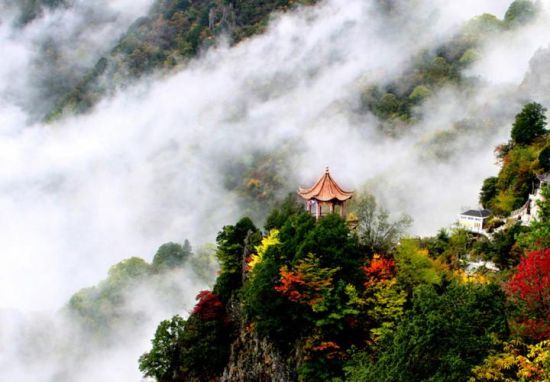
[538,146,550,171]
[511,102,548,145]
[479,176,498,209]
[152,241,192,271]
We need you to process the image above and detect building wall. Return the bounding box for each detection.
[458,216,485,233]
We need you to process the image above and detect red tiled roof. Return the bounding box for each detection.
[298,168,353,202]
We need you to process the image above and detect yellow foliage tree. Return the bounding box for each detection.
[248,229,280,270]
[469,340,550,382]
[454,269,491,285]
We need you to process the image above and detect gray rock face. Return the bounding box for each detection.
[221,324,295,382]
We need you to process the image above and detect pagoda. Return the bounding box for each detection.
[298,167,353,220]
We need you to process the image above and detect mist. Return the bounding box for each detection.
[1,0,549,380]
[0,0,154,120]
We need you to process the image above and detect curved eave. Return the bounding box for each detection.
[297,192,353,202]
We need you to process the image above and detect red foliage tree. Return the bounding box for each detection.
[363,256,395,288]
[505,248,550,340]
[192,290,225,320]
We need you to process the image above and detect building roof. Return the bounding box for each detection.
[298,168,353,202]
[460,209,492,218]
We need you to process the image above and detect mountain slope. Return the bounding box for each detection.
[47,0,317,119]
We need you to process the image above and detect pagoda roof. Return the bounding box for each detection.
[298,168,353,202]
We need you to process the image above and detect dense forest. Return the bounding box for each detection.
[137,102,549,381]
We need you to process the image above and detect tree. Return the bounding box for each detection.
[297,213,362,277]
[459,48,480,66]
[469,340,550,382]
[68,257,152,335]
[440,229,473,268]
[511,102,548,145]
[423,229,450,258]
[505,0,538,27]
[264,194,303,231]
[394,240,441,294]
[480,176,498,209]
[539,146,550,171]
[462,13,504,43]
[409,85,431,104]
[139,315,186,382]
[376,93,401,117]
[493,144,539,214]
[505,248,550,340]
[248,229,280,271]
[241,252,308,345]
[362,256,407,341]
[354,193,412,254]
[346,283,509,382]
[140,290,232,382]
[107,257,152,282]
[192,290,224,320]
[475,222,525,269]
[275,253,338,310]
[212,217,258,302]
[152,241,192,271]
[241,212,315,345]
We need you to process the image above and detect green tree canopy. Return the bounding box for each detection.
[505,0,538,27]
[395,240,441,294]
[105,257,152,288]
[297,213,361,277]
[152,241,192,272]
[264,194,303,231]
[538,146,550,171]
[479,176,498,209]
[346,283,509,382]
[212,217,259,301]
[139,315,186,382]
[511,102,548,145]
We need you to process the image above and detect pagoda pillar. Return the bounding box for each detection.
[315,201,321,220]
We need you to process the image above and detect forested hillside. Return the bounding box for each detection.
[47,0,318,119]
[481,102,550,215]
[138,103,550,381]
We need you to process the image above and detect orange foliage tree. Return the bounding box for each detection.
[274,253,338,309]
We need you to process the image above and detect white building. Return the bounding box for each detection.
[458,209,491,234]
